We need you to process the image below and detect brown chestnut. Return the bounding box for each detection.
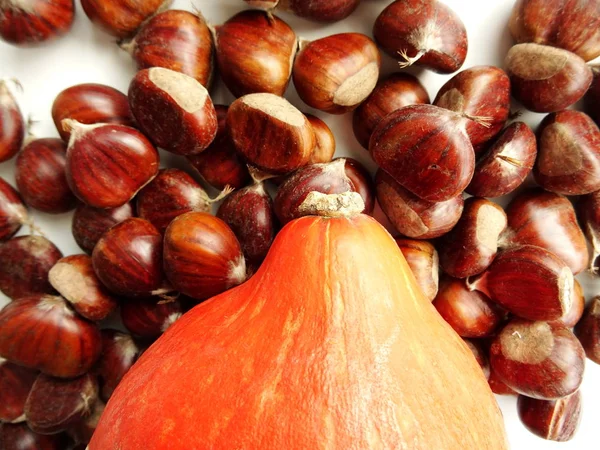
[164,212,246,301]
[0,360,37,423]
[433,276,505,338]
[0,423,66,449]
[466,122,537,198]
[352,73,430,150]
[0,235,62,300]
[63,120,159,208]
[0,177,28,242]
[341,158,375,215]
[293,33,380,114]
[71,203,134,254]
[375,169,464,239]
[128,68,218,156]
[505,43,592,113]
[227,93,314,174]
[215,11,297,97]
[307,115,335,164]
[0,80,24,163]
[373,0,467,74]
[92,218,164,297]
[395,239,439,302]
[245,0,361,23]
[579,189,600,271]
[49,254,119,322]
[0,295,102,378]
[15,138,77,214]
[518,391,582,442]
[97,330,141,401]
[585,68,600,125]
[550,280,585,329]
[0,0,74,45]
[51,83,135,142]
[488,366,517,396]
[120,297,183,338]
[122,10,214,87]
[68,399,104,445]
[490,319,585,399]
[463,339,490,380]
[575,296,600,364]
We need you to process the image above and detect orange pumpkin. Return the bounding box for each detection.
[90,193,508,449]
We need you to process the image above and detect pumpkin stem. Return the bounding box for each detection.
[298,191,365,218]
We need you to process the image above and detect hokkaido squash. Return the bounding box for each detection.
[90,192,508,449]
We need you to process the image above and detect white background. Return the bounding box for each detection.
[0,0,599,448]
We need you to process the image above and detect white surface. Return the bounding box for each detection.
[0,0,599,448]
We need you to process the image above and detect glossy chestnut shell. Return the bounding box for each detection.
[0,177,27,242]
[0,80,24,163]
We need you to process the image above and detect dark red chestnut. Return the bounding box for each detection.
[395,239,439,302]
[245,0,361,22]
[0,80,24,163]
[490,319,585,399]
[488,366,517,396]
[63,120,159,208]
[550,280,585,329]
[352,73,430,150]
[306,115,335,164]
[0,235,62,300]
[375,169,464,239]
[585,68,600,124]
[373,0,467,74]
[0,423,66,450]
[227,93,315,174]
[370,104,476,202]
[509,0,600,61]
[97,330,141,401]
[505,43,592,113]
[15,138,77,214]
[0,295,102,378]
[122,10,214,87]
[0,177,28,242]
[575,296,600,364]
[0,0,74,45]
[293,33,380,114]
[434,66,511,146]
[164,212,246,301]
[71,202,134,254]
[466,122,537,197]
[49,254,119,322]
[463,339,490,380]
[92,218,164,297]
[81,0,169,39]
[120,297,182,338]
[0,360,37,423]
[52,83,134,142]
[68,399,104,445]
[518,391,582,442]
[128,68,217,156]
[215,11,297,97]
[338,158,375,215]
[535,110,600,195]
[500,189,589,274]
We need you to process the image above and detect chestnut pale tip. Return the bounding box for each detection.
[228,256,247,287]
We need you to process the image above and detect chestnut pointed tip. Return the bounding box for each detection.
[228,255,247,287]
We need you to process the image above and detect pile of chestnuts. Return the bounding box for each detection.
[1,0,600,447]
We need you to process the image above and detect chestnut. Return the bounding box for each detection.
[466,122,537,198]
[500,189,589,274]
[25,373,98,435]
[535,110,600,195]
[370,105,476,202]
[164,212,246,301]
[97,330,141,401]
[0,423,67,450]
[505,43,592,113]
[434,66,511,146]
[585,68,600,125]
[15,138,78,214]
[395,239,439,302]
[128,68,218,156]
[122,10,214,87]
[72,203,134,254]
[0,177,28,242]
[341,158,375,215]
[463,339,490,380]
[373,0,467,74]
[63,120,159,209]
[0,235,62,300]
[81,0,169,39]
[227,93,315,174]
[518,391,582,442]
[0,0,74,45]
[579,189,600,271]
[468,245,573,322]
[0,295,102,378]
[550,280,585,329]
[217,182,276,266]
[68,399,104,445]
[352,73,430,150]
[120,297,183,338]
[307,115,335,164]
[575,296,600,364]
[509,0,600,61]
[215,11,297,97]
[49,254,119,322]
[51,83,135,142]
[438,197,507,278]
[0,80,24,163]
[433,276,505,338]
[490,319,585,399]
[0,360,38,423]
[245,0,361,22]
[488,367,517,396]
[187,105,251,190]
[92,218,164,297]
[293,33,380,114]
[375,169,464,239]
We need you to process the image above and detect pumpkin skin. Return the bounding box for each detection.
[90,213,508,449]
